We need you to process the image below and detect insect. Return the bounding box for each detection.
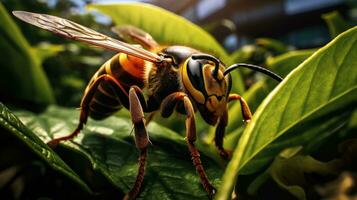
[13,11,283,199]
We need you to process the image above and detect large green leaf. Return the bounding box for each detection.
[14,106,223,199]
[216,27,357,200]
[0,3,54,105]
[87,3,228,62]
[239,109,350,176]
[0,103,91,193]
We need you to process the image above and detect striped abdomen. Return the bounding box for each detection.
[82,53,146,120]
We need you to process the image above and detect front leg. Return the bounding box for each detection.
[124,86,150,200]
[215,110,231,159]
[214,94,252,159]
[228,94,252,123]
[161,92,216,198]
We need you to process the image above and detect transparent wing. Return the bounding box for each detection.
[12,11,164,63]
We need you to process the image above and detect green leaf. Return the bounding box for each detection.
[349,110,357,129]
[255,38,289,55]
[0,3,55,105]
[216,27,357,200]
[15,106,223,199]
[270,155,343,200]
[240,114,349,176]
[87,3,228,61]
[264,49,316,91]
[229,45,256,63]
[267,49,316,77]
[0,103,91,193]
[32,42,65,62]
[322,11,351,38]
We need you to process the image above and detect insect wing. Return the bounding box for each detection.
[12,11,163,63]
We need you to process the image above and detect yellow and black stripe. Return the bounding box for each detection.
[84,53,146,120]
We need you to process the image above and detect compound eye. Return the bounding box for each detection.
[181,58,207,104]
[186,58,205,92]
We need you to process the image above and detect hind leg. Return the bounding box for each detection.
[123,87,150,200]
[47,74,128,148]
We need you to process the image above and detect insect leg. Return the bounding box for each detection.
[214,110,232,159]
[213,94,252,158]
[161,92,216,198]
[124,87,150,200]
[47,74,128,148]
[228,94,252,123]
[47,109,87,148]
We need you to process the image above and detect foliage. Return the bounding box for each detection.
[216,26,357,200]
[0,2,356,200]
[1,104,223,199]
[0,2,55,106]
[1,0,111,108]
[0,103,91,194]
[268,154,342,200]
[322,11,351,38]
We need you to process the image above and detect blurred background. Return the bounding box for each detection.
[5,0,357,48]
[1,0,356,109]
[143,0,356,50]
